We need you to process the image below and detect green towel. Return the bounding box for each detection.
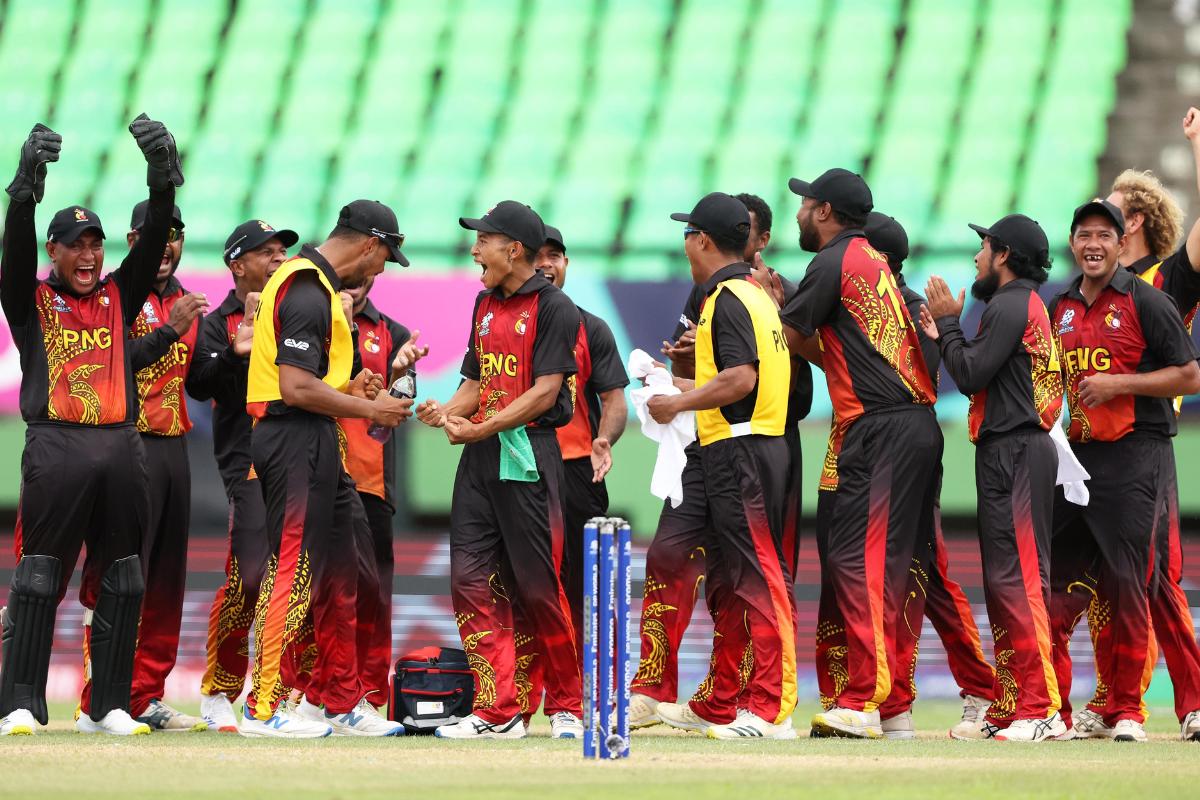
[499,427,539,482]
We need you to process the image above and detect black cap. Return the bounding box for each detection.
[47,206,105,244]
[1070,198,1125,237]
[460,200,546,253]
[788,168,873,217]
[968,214,1050,265]
[864,212,909,264]
[544,225,566,253]
[337,199,408,266]
[130,200,184,232]
[670,192,751,244]
[223,219,300,264]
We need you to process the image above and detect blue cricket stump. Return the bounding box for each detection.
[582,516,632,759]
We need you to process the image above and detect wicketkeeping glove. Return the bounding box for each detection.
[129,112,184,190]
[5,123,61,203]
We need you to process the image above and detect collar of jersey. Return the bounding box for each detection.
[298,244,342,291]
[700,261,751,296]
[489,271,549,298]
[1063,264,1136,303]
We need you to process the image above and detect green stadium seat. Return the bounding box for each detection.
[544,180,624,253]
[613,252,680,281]
[0,0,1135,277]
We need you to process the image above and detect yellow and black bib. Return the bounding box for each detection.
[247,258,353,413]
[694,277,789,445]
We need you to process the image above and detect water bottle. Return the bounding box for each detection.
[367,370,416,442]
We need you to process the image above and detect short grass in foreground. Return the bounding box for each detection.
[4,701,1194,800]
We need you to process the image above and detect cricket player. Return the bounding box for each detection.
[536,225,629,648]
[187,219,298,732]
[649,192,795,740]
[118,200,210,732]
[810,213,996,739]
[1048,199,1200,743]
[1056,110,1200,741]
[240,200,411,738]
[630,193,796,728]
[779,169,941,739]
[0,115,182,736]
[416,201,582,740]
[337,272,427,707]
[920,214,1065,742]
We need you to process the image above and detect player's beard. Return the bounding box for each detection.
[798,223,821,253]
[971,260,1001,301]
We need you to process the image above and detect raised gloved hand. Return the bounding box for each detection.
[6,123,61,203]
[129,113,184,190]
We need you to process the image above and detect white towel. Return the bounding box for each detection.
[627,349,696,508]
[1050,405,1090,506]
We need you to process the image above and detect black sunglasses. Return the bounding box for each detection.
[370,227,405,248]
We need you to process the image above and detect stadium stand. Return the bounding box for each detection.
[0,0,1132,286]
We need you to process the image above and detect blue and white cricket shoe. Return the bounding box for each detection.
[550,711,584,739]
[325,698,405,737]
[238,700,332,739]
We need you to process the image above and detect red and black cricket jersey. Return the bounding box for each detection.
[186,289,253,493]
[127,275,198,436]
[813,273,943,493]
[0,190,175,427]
[338,299,410,508]
[1050,268,1199,442]
[556,306,629,460]
[779,229,936,427]
[934,278,1062,443]
[460,273,578,429]
[1126,244,1200,329]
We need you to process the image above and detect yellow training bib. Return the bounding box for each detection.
[694,277,790,445]
[247,258,353,408]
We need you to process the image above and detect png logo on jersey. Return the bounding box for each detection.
[363,330,382,354]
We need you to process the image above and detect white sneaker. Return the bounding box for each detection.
[1111,719,1147,743]
[949,694,991,739]
[629,693,661,729]
[136,699,208,732]
[881,710,914,740]
[75,708,152,736]
[707,708,798,740]
[0,708,37,736]
[1071,708,1114,740]
[655,702,715,733]
[200,693,239,733]
[994,712,1067,742]
[810,706,882,739]
[550,711,584,739]
[1180,709,1200,742]
[294,696,326,724]
[325,698,405,737]
[238,701,331,739]
[949,718,1002,740]
[434,713,525,739]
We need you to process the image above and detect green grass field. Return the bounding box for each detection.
[5,701,1195,800]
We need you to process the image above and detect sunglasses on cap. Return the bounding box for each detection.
[370,227,405,248]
